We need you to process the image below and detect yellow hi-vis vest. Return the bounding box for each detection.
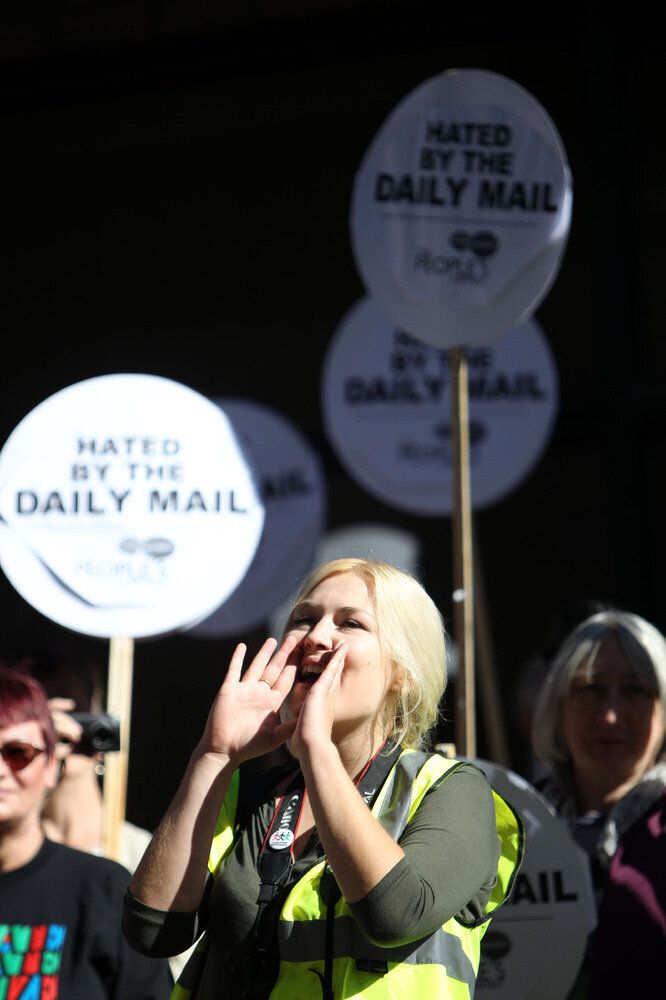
[171,749,524,1000]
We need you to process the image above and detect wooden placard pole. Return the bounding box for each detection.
[450,347,475,758]
[102,636,134,862]
[473,523,510,767]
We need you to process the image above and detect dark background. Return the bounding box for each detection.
[1,3,663,830]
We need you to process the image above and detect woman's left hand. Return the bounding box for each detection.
[289,643,346,760]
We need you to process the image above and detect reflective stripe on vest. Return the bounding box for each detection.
[276,912,477,977]
[171,749,524,1000]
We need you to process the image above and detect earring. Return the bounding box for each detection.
[94,755,105,777]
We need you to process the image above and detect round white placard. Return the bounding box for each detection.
[0,375,264,639]
[321,296,558,516]
[464,759,595,1000]
[190,398,326,637]
[350,68,572,348]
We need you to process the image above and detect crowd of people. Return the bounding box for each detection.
[0,557,664,998]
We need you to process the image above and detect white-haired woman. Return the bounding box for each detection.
[124,558,522,1000]
[531,610,666,998]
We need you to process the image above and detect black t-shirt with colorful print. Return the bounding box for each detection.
[0,838,171,1000]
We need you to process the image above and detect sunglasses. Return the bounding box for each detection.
[0,742,45,773]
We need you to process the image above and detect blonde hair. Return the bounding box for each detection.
[291,558,447,749]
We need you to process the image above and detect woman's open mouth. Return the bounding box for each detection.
[296,657,329,684]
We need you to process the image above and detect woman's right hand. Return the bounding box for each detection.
[196,635,299,766]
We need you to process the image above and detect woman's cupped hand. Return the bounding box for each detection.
[197,636,300,766]
[287,643,346,761]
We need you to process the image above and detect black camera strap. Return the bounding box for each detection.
[256,770,307,906]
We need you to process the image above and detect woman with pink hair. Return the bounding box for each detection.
[0,666,171,999]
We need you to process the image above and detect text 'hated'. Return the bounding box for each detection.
[77,437,180,456]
